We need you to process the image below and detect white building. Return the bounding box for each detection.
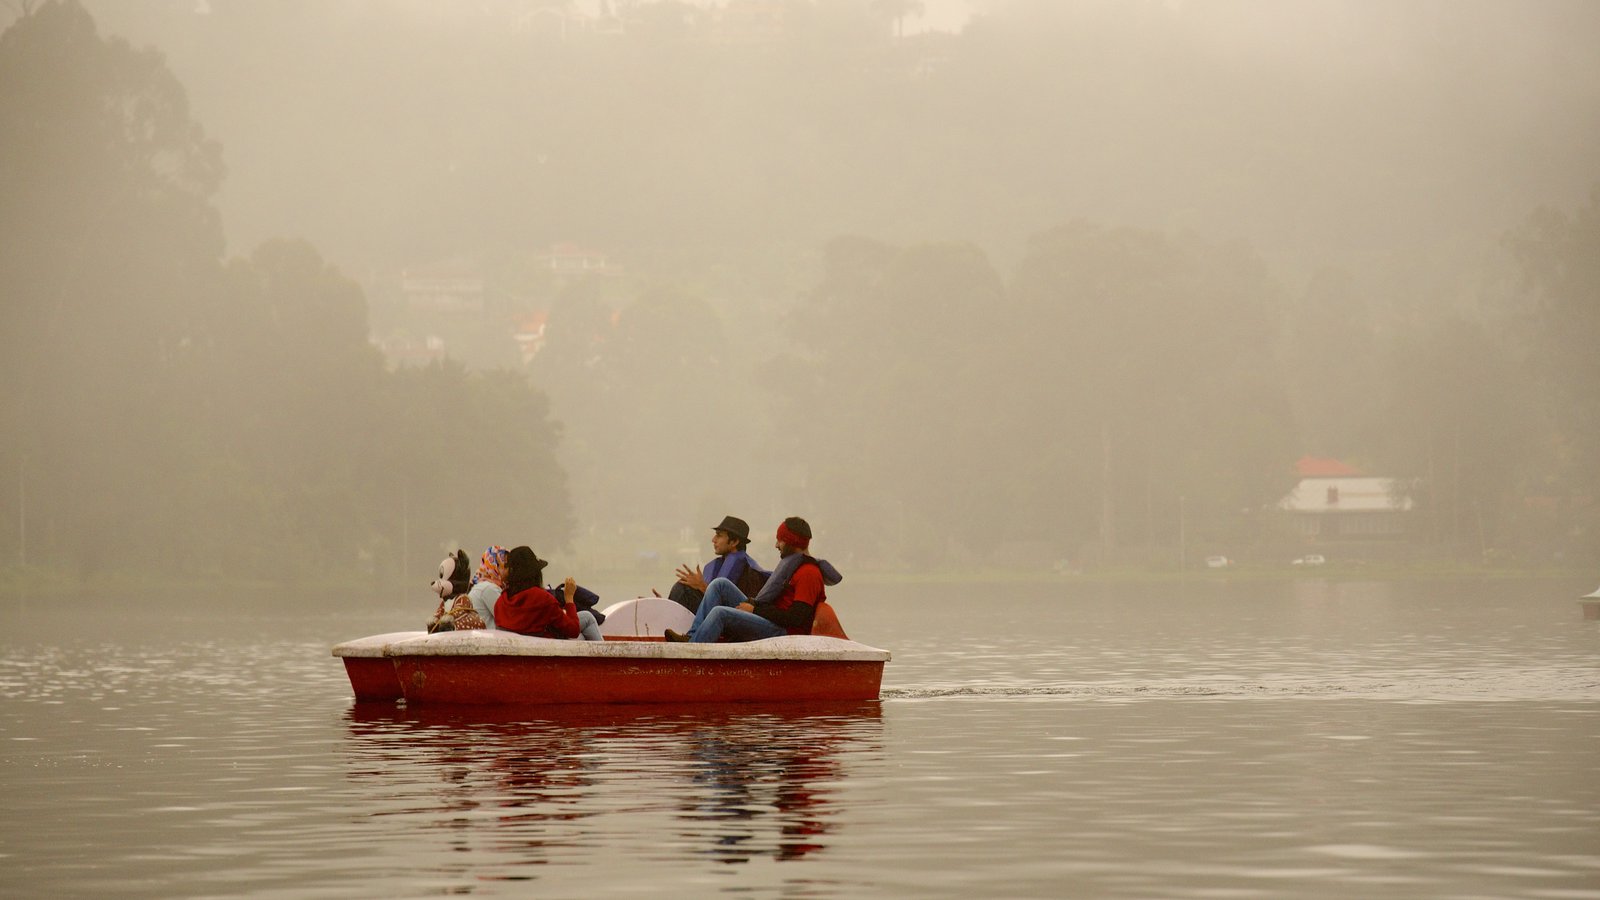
[1278,457,1413,540]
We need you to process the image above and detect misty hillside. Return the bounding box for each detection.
[2,0,1596,586]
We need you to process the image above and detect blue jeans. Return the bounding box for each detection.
[577,610,603,642]
[689,578,787,643]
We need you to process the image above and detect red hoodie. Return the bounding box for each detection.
[494,586,580,639]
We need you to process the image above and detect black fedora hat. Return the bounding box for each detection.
[711,515,751,545]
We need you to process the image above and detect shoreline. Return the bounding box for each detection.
[2,562,1591,603]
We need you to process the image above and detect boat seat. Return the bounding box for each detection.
[810,600,849,640]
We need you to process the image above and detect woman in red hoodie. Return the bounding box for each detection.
[493,546,603,641]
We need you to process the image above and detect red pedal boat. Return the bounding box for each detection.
[332,596,889,705]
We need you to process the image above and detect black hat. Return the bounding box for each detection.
[711,515,751,546]
[508,545,546,570]
[504,545,547,596]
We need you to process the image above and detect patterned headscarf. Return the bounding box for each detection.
[472,545,510,588]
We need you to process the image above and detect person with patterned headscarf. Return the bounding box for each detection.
[460,545,510,629]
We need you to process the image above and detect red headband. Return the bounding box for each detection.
[776,521,810,550]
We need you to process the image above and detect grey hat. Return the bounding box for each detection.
[711,515,751,545]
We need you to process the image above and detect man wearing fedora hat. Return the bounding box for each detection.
[663,515,770,613]
[665,516,841,643]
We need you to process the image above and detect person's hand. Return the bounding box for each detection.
[675,564,707,592]
[563,576,577,605]
[737,602,754,612]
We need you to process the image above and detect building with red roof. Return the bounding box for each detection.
[1279,456,1413,541]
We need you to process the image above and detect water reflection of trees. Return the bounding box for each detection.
[343,701,882,870]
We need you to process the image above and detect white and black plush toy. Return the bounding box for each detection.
[426,549,473,633]
[432,549,472,600]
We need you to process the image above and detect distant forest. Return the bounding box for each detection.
[1,0,1596,585]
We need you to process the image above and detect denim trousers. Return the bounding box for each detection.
[577,610,603,642]
[689,577,786,643]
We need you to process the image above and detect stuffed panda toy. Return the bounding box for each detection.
[425,549,474,633]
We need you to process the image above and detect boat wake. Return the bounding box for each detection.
[884,669,1600,703]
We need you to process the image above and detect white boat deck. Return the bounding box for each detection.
[333,630,890,663]
[331,595,889,665]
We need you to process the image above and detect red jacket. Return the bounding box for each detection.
[494,586,580,639]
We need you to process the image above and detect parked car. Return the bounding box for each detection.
[1204,555,1233,569]
[1292,554,1327,566]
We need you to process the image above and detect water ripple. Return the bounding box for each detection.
[3,581,1599,898]
[886,666,1600,702]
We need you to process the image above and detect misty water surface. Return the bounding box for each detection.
[2,578,1598,898]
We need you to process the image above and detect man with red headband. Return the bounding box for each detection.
[665,516,842,643]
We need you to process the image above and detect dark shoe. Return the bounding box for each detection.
[663,629,689,643]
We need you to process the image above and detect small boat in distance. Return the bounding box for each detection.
[332,596,890,705]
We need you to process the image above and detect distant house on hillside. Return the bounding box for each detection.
[536,242,618,277]
[372,333,447,369]
[400,257,485,313]
[1278,456,1413,540]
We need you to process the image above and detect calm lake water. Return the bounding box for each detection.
[2,578,1598,898]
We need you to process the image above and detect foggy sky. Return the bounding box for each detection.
[7,0,1597,577]
[72,0,1600,279]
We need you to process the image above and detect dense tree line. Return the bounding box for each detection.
[1502,188,1600,559]
[0,2,573,583]
[765,207,1596,567]
[3,1,1595,581]
[768,228,1298,567]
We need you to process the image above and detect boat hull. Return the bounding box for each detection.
[333,630,890,705]
[332,631,427,702]
[392,654,885,705]
[343,657,406,702]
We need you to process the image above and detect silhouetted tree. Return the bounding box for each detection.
[1284,268,1383,459]
[1367,318,1534,558]
[776,238,1013,564]
[1008,224,1296,560]
[0,2,578,584]
[0,0,223,569]
[1507,187,1600,557]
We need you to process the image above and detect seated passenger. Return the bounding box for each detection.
[465,545,510,629]
[665,517,842,643]
[663,514,770,613]
[494,545,604,641]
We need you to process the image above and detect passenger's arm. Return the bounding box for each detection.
[553,578,582,638]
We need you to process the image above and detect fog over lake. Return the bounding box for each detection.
[1,0,1596,584]
[3,6,1600,897]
